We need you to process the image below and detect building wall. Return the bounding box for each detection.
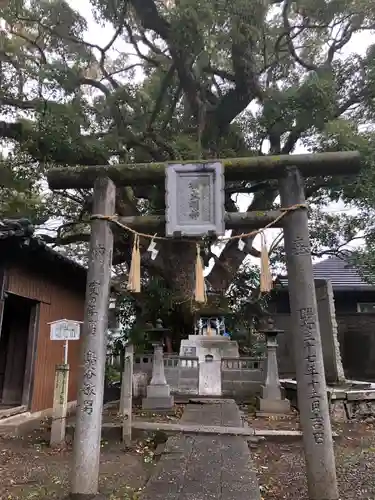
[6,264,85,412]
[333,290,375,313]
[272,310,375,382]
[271,289,375,314]
[270,287,375,382]
[336,313,375,380]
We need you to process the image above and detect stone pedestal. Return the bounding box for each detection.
[199,359,222,396]
[142,343,174,410]
[180,335,239,396]
[257,321,291,416]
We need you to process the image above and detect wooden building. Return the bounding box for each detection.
[272,256,375,314]
[0,219,86,416]
[270,256,375,381]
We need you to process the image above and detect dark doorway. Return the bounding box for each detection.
[0,293,39,408]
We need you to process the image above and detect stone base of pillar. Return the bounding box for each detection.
[260,383,284,400]
[142,384,174,410]
[142,396,174,410]
[256,396,291,416]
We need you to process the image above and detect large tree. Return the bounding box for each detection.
[1,0,375,328]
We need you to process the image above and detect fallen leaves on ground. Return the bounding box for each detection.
[0,429,150,499]
[252,421,375,500]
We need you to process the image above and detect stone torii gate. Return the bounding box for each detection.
[47,151,361,500]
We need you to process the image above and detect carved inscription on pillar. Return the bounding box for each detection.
[299,307,325,444]
[82,350,97,415]
[91,244,106,265]
[290,236,310,256]
[87,280,100,334]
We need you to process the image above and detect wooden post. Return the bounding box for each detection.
[120,344,134,446]
[50,364,69,447]
[0,267,7,337]
[279,167,339,500]
[71,177,115,499]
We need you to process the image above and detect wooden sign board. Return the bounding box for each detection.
[49,319,81,341]
[165,162,225,237]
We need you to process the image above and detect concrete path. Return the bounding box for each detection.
[140,400,261,500]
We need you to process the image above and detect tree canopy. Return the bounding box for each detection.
[1,0,375,331]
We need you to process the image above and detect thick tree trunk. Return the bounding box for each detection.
[163,241,197,300]
[161,242,199,343]
[164,335,173,353]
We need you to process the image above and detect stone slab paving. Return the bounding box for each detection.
[140,400,261,500]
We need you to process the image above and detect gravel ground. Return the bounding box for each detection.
[0,406,185,500]
[0,427,157,500]
[1,404,374,499]
[252,420,375,500]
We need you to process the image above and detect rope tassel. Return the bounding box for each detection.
[194,244,206,303]
[90,203,307,300]
[127,234,141,293]
[260,232,273,293]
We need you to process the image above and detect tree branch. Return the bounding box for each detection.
[9,27,47,65]
[282,0,317,71]
[129,0,170,38]
[124,21,162,67]
[148,63,176,129]
[203,16,264,146]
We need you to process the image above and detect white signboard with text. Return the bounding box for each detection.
[50,319,81,341]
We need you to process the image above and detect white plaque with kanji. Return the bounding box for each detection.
[49,319,81,341]
[165,162,225,237]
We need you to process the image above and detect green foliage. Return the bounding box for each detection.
[105,364,121,383]
[2,0,375,318]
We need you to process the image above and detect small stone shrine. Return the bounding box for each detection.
[180,294,239,362]
[179,294,239,396]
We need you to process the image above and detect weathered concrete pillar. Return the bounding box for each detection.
[50,364,70,447]
[120,344,133,446]
[257,319,290,415]
[151,344,167,384]
[71,177,115,499]
[279,167,339,500]
[142,343,174,410]
[315,279,345,385]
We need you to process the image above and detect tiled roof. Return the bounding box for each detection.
[0,218,86,274]
[278,256,375,291]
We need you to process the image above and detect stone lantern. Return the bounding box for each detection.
[142,319,174,410]
[256,318,291,416]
